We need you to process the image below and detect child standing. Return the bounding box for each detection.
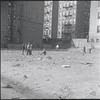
[22,43,25,55]
[83,46,86,55]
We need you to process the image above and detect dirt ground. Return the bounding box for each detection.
[1,48,100,99]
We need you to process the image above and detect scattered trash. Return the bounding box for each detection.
[13,63,21,67]
[15,59,19,61]
[24,75,28,79]
[53,62,55,64]
[81,62,94,65]
[56,86,74,99]
[34,82,38,85]
[12,97,20,99]
[98,85,100,88]
[89,91,96,96]
[46,79,50,81]
[2,84,13,88]
[62,58,64,60]
[38,57,43,60]
[13,82,19,85]
[28,60,31,62]
[47,56,52,60]
[61,65,71,68]
[35,88,40,91]
[68,57,71,60]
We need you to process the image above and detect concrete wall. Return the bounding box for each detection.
[75,1,90,38]
[89,1,100,42]
[1,1,9,47]
[52,1,59,38]
[22,1,44,48]
[72,39,87,48]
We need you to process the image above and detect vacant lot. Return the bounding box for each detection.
[1,48,100,99]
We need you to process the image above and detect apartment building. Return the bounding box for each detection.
[89,1,100,43]
[1,1,44,48]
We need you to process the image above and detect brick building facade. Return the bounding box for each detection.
[1,1,44,48]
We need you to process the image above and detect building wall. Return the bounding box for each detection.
[89,1,100,42]
[1,1,9,47]
[43,1,53,39]
[52,1,59,38]
[22,1,44,47]
[6,1,44,47]
[75,1,90,38]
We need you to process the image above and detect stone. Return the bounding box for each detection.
[61,65,71,68]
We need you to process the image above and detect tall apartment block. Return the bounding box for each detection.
[1,1,44,48]
[1,1,9,47]
[1,1,91,48]
[43,1,91,41]
[89,1,100,43]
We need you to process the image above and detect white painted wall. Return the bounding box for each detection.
[89,1,100,42]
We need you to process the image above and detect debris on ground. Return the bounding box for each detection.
[61,65,71,68]
[81,62,94,65]
[12,63,21,67]
[34,82,38,85]
[55,86,74,99]
[24,75,28,79]
[2,84,13,88]
[67,57,71,60]
[46,79,50,81]
[46,56,52,60]
[89,91,96,96]
[53,62,56,64]
[12,97,20,99]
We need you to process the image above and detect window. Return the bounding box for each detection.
[69,9,73,15]
[73,9,76,14]
[73,18,75,24]
[70,1,73,6]
[66,2,69,7]
[8,2,11,7]
[97,25,100,33]
[8,14,10,19]
[63,2,66,7]
[8,25,10,29]
[74,1,77,5]
[59,4,62,9]
[65,20,68,24]
[62,11,65,16]
[14,4,16,11]
[14,15,16,19]
[98,12,100,19]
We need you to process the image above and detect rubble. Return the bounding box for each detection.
[46,56,52,60]
[61,65,71,68]
[56,86,74,99]
[24,75,28,79]
[12,63,21,67]
[2,84,13,88]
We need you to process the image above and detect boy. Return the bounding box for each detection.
[40,48,46,55]
[83,46,86,55]
[22,43,25,55]
[27,42,30,55]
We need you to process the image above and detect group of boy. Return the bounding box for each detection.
[22,42,33,55]
[83,46,92,55]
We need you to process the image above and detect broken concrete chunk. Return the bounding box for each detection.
[47,56,52,60]
[34,82,38,85]
[61,65,71,68]
[12,97,20,99]
[24,75,28,78]
[46,79,50,81]
[13,63,21,67]
[2,84,13,88]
